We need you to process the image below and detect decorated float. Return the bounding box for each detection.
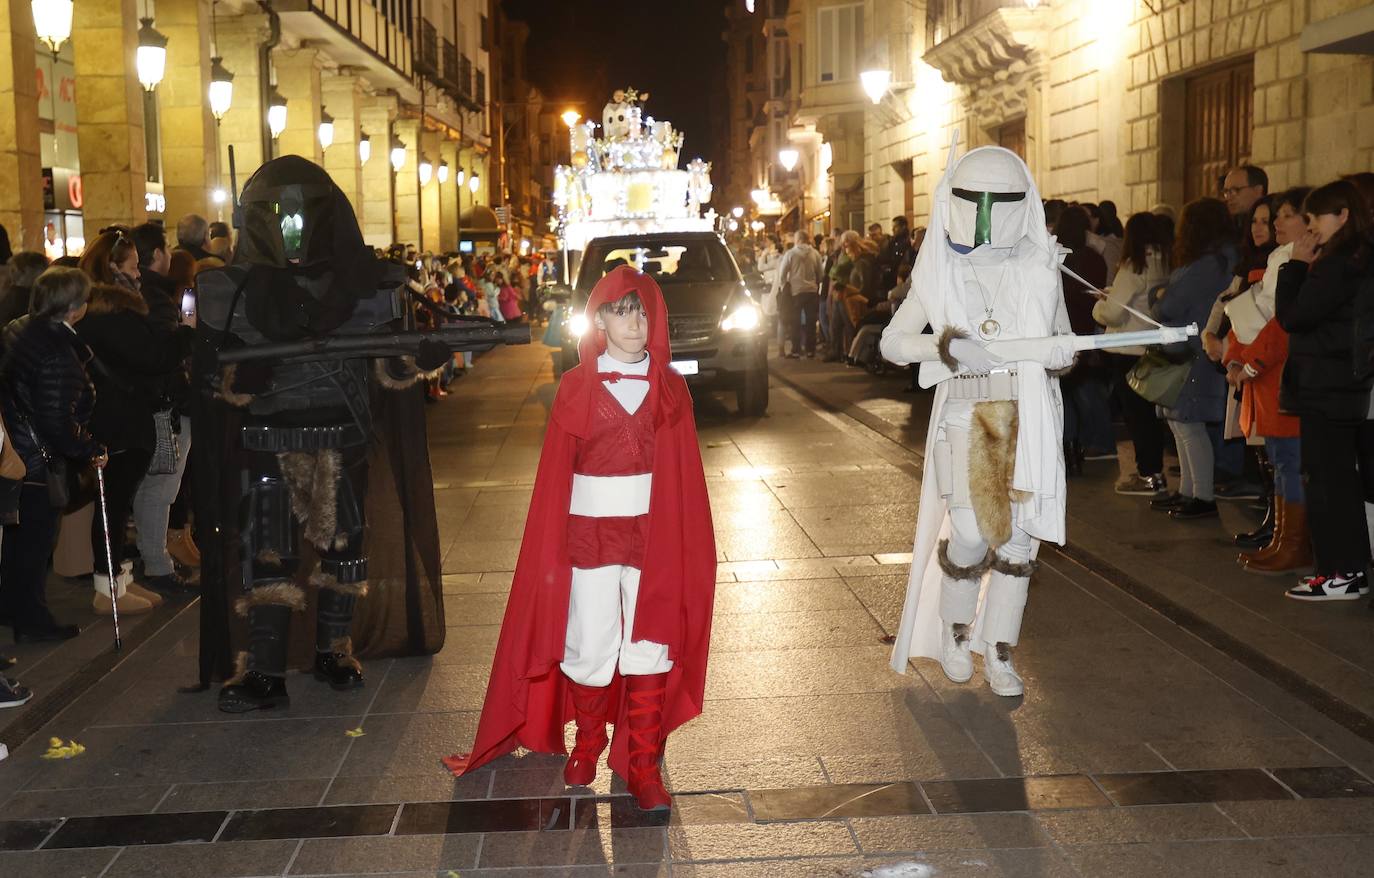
[553,88,716,254]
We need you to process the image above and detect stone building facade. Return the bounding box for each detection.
[0,0,500,255]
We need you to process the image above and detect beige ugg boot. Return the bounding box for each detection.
[92,571,153,616]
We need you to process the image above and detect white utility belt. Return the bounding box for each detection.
[945,369,1019,402]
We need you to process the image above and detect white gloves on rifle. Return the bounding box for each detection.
[947,337,1004,374]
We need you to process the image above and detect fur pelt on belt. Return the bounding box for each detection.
[278,450,343,550]
[969,400,1031,548]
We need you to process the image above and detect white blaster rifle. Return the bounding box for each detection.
[984,324,1197,363]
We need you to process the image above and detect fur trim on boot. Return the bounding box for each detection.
[328,636,363,673]
[969,401,1028,548]
[224,650,251,686]
[311,571,369,598]
[234,581,307,616]
[937,539,994,580]
[990,554,1040,578]
[936,326,968,372]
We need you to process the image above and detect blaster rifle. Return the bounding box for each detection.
[216,320,530,366]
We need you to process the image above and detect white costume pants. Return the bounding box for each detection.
[934,403,1035,647]
[560,564,674,687]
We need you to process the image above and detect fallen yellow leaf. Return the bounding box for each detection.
[344,727,366,738]
[41,739,85,759]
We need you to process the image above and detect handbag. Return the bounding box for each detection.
[0,413,26,481]
[147,408,180,475]
[18,409,93,511]
[1127,346,1193,408]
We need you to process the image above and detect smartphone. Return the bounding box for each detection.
[181,290,197,323]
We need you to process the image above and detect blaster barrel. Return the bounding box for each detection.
[216,322,531,366]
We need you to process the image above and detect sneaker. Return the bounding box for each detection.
[938,623,974,684]
[1083,447,1119,461]
[1286,572,1368,602]
[1215,480,1263,501]
[0,675,33,709]
[1169,498,1219,520]
[1149,492,1187,511]
[1116,473,1166,496]
[984,643,1024,697]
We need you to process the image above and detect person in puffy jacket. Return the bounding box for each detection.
[1275,180,1374,601]
[0,268,104,642]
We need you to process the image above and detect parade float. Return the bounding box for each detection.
[553,88,716,254]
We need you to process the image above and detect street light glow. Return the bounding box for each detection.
[778,148,799,172]
[267,87,288,139]
[731,206,744,218]
[438,161,449,184]
[561,109,581,128]
[135,17,169,92]
[358,131,371,165]
[30,0,73,54]
[419,160,433,186]
[455,167,467,187]
[860,69,891,105]
[750,188,770,206]
[317,110,334,150]
[390,140,406,172]
[208,56,234,120]
[468,173,481,193]
[212,188,227,205]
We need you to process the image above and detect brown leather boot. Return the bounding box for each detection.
[167,528,201,568]
[563,678,610,786]
[1238,497,1284,564]
[1243,501,1313,575]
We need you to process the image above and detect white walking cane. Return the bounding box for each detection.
[95,465,123,651]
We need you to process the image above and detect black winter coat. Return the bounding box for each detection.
[75,285,193,452]
[0,318,101,480]
[140,268,192,410]
[1276,241,1374,421]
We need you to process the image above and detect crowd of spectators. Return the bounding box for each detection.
[0,213,543,706]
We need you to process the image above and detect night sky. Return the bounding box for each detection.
[502,0,729,170]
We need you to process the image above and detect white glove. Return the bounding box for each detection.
[1044,336,1077,371]
[948,337,1005,373]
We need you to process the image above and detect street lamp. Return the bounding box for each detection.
[30,0,73,54]
[208,56,234,121]
[266,86,288,139]
[390,138,406,172]
[136,17,169,92]
[437,161,449,184]
[778,148,805,232]
[468,173,480,194]
[778,148,799,172]
[418,158,433,186]
[860,69,891,105]
[358,130,371,165]
[455,166,467,187]
[318,109,334,150]
[561,109,581,129]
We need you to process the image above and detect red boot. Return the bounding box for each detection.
[623,673,672,811]
[563,679,610,786]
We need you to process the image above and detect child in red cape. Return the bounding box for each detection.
[443,265,715,811]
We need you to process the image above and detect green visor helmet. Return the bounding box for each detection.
[946,148,1032,250]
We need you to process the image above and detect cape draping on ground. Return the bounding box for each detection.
[455,266,715,777]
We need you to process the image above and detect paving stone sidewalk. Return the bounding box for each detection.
[0,343,1370,877]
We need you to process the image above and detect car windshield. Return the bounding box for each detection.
[581,240,734,286]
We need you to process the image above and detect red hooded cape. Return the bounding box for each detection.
[447,266,716,778]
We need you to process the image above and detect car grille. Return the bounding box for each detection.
[668,314,718,349]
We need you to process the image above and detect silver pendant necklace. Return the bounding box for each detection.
[968,263,1007,340]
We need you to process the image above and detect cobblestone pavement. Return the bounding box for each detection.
[1,342,1373,877]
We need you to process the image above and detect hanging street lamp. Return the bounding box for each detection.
[358,130,371,165]
[437,161,449,184]
[136,17,169,92]
[468,173,480,194]
[266,86,288,139]
[860,69,891,105]
[31,0,73,55]
[209,56,234,121]
[455,167,467,187]
[317,109,334,150]
[418,158,433,186]
[390,138,407,172]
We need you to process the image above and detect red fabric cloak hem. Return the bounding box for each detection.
[448,267,716,780]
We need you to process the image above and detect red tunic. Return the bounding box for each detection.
[567,379,655,569]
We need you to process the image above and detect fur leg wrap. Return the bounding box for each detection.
[234,581,307,617]
[328,636,363,672]
[990,554,1040,578]
[936,326,968,372]
[277,450,343,550]
[937,539,994,580]
[246,604,292,678]
[225,650,251,686]
[311,571,369,598]
[969,401,1030,549]
[315,586,359,653]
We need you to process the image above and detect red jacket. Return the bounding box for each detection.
[1228,319,1300,438]
[448,266,716,777]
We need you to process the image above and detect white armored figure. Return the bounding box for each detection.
[879,141,1077,697]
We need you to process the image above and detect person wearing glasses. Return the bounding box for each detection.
[1223,165,1269,234]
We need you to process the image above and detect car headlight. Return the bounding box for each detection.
[568,313,590,337]
[721,303,761,332]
